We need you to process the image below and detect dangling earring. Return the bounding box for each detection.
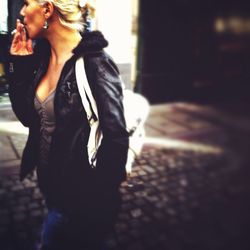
[43,20,49,29]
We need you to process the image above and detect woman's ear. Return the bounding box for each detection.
[43,1,54,19]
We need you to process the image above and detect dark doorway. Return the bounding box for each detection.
[136,0,250,103]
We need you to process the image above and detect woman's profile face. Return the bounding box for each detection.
[20,0,45,39]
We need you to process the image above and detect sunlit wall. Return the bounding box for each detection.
[95,0,133,64]
[0,0,8,34]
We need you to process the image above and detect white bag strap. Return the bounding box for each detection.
[75,57,94,123]
[75,56,102,167]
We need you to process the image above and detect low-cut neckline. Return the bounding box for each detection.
[35,88,56,104]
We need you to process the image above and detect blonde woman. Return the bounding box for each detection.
[8,0,129,249]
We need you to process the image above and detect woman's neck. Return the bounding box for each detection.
[46,25,82,65]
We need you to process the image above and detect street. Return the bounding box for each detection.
[1,98,250,250]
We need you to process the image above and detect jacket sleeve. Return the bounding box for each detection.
[7,54,37,127]
[88,54,129,189]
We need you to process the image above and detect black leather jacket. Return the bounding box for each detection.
[8,31,129,212]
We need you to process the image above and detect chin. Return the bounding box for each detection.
[28,31,42,39]
[25,26,42,39]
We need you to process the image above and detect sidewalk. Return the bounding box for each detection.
[1,98,250,250]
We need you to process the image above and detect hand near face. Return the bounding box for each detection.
[10,19,33,55]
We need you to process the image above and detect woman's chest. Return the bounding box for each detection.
[35,64,64,103]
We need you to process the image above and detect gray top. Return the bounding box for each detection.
[34,89,56,168]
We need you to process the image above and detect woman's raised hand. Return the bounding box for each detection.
[10,19,33,55]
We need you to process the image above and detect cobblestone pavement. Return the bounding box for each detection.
[1,99,250,250]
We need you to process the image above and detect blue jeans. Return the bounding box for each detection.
[40,208,106,250]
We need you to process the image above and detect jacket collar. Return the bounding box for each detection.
[73,31,109,56]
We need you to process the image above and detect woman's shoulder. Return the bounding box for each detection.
[73,30,109,56]
[74,31,119,74]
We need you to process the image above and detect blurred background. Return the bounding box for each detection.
[1,0,250,102]
[1,1,250,250]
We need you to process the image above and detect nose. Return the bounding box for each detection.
[20,5,25,16]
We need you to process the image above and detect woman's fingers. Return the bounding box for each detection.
[10,32,21,54]
[12,32,20,45]
[10,19,33,55]
[21,27,27,44]
[16,19,23,33]
[16,20,25,42]
[12,20,23,46]
[26,39,33,53]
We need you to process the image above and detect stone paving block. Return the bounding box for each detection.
[17,188,31,197]
[155,201,167,209]
[179,178,188,187]
[117,235,130,245]
[27,216,43,228]
[143,238,160,250]
[30,209,43,217]
[1,179,13,188]
[152,211,166,220]
[156,165,167,172]
[167,112,200,127]
[141,216,151,224]
[129,242,145,250]
[9,134,27,159]
[145,195,160,203]
[0,209,9,216]
[10,205,26,213]
[12,212,27,222]
[32,192,43,200]
[41,199,46,206]
[105,238,117,249]
[11,174,20,181]
[130,218,141,229]
[131,207,143,218]
[0,226,7,235]
[28,202,40,210]
[25,181,36,189]
[11,184,24,192]
[17,231,28,241]
[156,184,167,192]
[122,194,133,202]
[146,116,190,135]
[185,120,216,130]
[8,199,18,207]
[144,125,164,137]
[0,160,20,171]
[121,202,133,212]
[142,164,156,174]
[13,223,26,233]
[117,212,130,221]
[135,158,148,165]
[43,207,48,215]
[133,198,147,207]
[0,216,10,226]
[133,190,146,198]
[23,178,36,188]
[128,171,138,177]
[18,196,31,205]
[0,188,6,196]
[138,169,147,176]
[115,222,128,233]
[0,135,17,161]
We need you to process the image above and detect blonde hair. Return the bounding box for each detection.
[37,0,92,32]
